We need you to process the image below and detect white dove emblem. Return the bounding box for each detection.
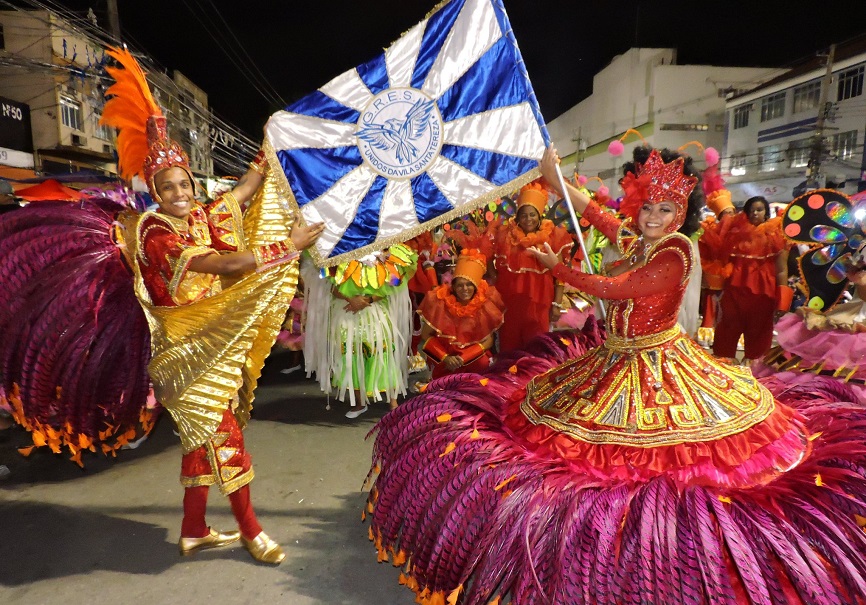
[356,99,436,165]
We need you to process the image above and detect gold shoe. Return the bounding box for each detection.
[242,531,286,565]
[178,528,241,556]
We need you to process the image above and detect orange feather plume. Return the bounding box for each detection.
[101,47,162,181]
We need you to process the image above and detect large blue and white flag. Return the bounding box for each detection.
[265,0,549,266]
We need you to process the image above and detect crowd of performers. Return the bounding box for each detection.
[4,51,866,605]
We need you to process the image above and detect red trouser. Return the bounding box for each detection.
[713,287,775,359]
[180,409,262,539]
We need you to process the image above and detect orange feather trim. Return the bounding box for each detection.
[101,47,162,181]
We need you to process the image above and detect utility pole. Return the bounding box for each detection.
[106,0,122,43]
[806,44,835,189]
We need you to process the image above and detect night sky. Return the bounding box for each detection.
[52,0,866,139]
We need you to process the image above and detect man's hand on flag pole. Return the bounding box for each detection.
[290,216,326,251]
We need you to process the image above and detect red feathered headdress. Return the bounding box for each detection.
[101,47,195,201]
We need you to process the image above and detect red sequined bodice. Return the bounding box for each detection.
[604,250,690,338]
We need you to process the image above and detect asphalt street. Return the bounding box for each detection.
[0,353,419,605]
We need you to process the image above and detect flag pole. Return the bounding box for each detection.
[551,162,606,319]
[552,163,594,275]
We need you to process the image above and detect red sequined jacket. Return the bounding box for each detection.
[136,192,245,307]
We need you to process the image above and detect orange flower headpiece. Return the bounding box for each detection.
[453,248,487,287]
[620,149,698,233]
[516,181,548,216]
[101,47,195,201]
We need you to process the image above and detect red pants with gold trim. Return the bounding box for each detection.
[713,286,775,360]
[179,408,261,539]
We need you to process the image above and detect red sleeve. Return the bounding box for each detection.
[551,244,686,300]
[138,215,217,306]
[582,199,622,242]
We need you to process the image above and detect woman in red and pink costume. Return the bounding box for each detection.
[364,145,866,605]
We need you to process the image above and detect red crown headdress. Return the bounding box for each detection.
[620,149,698,233]
[101,47,194,201]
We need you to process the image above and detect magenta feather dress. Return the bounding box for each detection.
[367,234,866,604]
[0,192,155,465]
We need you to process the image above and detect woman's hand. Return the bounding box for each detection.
[442,355,463,371]
[290,216,326,250]
[529,242,560,270]
[344,295,371,313]
[539,146,561,191]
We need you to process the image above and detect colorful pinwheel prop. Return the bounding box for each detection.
[783,189,865,310]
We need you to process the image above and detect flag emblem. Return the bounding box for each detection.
[356,89,442,178]
[266,0,548,266]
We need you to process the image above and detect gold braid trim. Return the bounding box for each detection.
[604,325,682,352]
[522,333,778,448]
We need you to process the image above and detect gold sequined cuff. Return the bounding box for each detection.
[253,240,298,272]
[249,148,267,175]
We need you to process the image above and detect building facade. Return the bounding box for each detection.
[547,48,779,185]
[724,38,866,202]
[0,9,213,182]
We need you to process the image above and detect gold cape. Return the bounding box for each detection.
[120,148,298,453]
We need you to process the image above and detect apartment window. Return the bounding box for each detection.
[830,130,857,161]
[92,109,112,140]
[760,92,786,122]
[792,81,821,113]
[733,105,750,129]
[837,65,864,101]
[788,138,811,168]
[758,144,783,172]
[60,94,83,131]
[730,154,748,169]
[659,123,709,131]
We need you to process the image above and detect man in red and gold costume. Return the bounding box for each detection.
[418,249,505,379]
[492,182,573,352]
[103,48,323,564]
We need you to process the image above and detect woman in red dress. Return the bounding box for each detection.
[712,196,792,362]
[492,182,573,352]
[418,249,505,379]
[365,145,866,605]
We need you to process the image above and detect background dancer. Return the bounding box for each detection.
[418,248,505,379]
[491,181,573,352]
[712,195,792,363]
[303,245,416,418]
